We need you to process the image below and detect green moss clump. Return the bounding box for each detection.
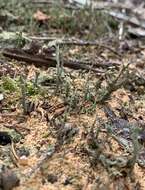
[26,82,39,96]
[2,76,18,92]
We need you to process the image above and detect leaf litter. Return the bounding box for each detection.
[0,1,145,190]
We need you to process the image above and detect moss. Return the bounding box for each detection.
[26,82,39,96]
[2,76,18,92]
[9,130,23,143]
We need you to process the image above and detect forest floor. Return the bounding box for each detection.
[0,1,145,190]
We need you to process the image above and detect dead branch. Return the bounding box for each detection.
[106,10,145,29]
[2,48,105,73]
[28,37,121,58]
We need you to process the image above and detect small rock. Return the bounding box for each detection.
[47,174,58,184]
[18,147,30,157]
[0,166,20,190]
[19,156,28,166]
[63,176,73,186]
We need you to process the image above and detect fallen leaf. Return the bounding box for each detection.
[33,10,49,21]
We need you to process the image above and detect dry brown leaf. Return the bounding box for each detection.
[33,10,50,21]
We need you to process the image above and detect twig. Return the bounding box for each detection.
[28,37,121,58]
[2,48,104,73]
[3,124,30,134]
[55,43,62,92]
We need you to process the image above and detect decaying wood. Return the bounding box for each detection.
[2,48,110,73]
